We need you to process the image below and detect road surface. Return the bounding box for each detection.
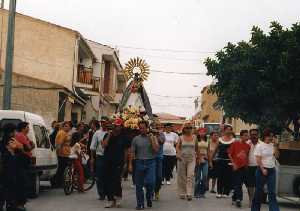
[27,180,299,211]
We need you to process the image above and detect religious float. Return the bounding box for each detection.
[115,57,154,126]
[115,57,154,173]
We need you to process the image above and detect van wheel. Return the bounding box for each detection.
[50,176,57,188]
[28,173,40,198]
[293,177,300,197]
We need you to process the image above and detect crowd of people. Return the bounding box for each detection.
[0,116,281,211]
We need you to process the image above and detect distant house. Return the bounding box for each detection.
[155,112,187,132]
[193,85,254,134]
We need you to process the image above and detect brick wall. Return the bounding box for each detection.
[0,72,60,128]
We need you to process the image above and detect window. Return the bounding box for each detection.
[33,125,50,148]
[41,127,51,149]
[104,61,111,93]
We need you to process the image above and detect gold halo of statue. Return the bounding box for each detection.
[123,57,150,87]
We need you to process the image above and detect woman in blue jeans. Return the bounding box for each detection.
[251,129,280,211]
[194,128,209,198]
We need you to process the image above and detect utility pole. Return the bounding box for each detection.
[2,0,17,109]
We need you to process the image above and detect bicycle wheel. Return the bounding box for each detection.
[73,166,96,192]
[63,166,74,195]
[83,172,95,191]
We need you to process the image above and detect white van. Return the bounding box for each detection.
[277,142,300,199]
[0,110,58,197]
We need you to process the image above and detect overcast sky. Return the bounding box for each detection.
[11,0,300,117]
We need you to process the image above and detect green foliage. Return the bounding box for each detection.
[204,22,300,133]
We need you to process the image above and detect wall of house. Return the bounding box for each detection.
[231,118,255,134]
[0,9,76,90]
[84,98,99,122]
[200,87,222,123]
[0,72,59,128]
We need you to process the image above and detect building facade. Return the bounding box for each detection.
[86,40,127,120]
[0,9,125,126]
[194,85,254,134]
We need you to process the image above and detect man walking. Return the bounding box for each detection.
[90,117,109,200]
[132,121,159,210]
[228,130,250,208]
[246,129,260,207]
[103,118,130,208]
[152,122,165,200]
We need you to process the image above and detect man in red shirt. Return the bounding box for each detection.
[228,130,250,208]
[15,122,35,157]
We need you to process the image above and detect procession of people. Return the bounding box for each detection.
[0,114,281,211]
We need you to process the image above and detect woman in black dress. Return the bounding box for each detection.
[215,125,235,198]
[1,123,29,211]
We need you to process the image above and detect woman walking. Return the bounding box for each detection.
[251,129,280,211]
[176,124,198,201]
[208,131,219,193]
[215,125,235,198]
[194,128,209,198]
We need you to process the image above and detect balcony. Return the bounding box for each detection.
[76,65,100,95]
[77,65,93,84]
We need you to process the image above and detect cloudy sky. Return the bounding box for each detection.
[10,0,300,117]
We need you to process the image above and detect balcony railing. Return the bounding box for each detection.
[77,65,93,84]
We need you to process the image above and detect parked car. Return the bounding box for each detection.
[0,110,58,198]
[199,122,233,134]
[277,142,300,199]
[261,141,300,203]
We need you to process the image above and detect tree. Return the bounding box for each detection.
[204,22,300,137]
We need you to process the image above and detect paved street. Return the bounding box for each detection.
[27,180,299,211]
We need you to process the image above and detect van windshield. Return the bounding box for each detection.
[278,149,300,166]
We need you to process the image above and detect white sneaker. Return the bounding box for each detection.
[115,197,122,208]
[131,184,135,189]
[222,194,229,198]
[166,181,171,185]
[105,201,115,208]
[216,194,222,198]
[162,180,165,185]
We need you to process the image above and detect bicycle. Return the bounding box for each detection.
[63,157,95,195]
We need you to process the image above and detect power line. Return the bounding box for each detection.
[115,44,216,54]
[150,93,199,99]
[121,51,203,62]
[152,104,192,108]
[151,69,206,75]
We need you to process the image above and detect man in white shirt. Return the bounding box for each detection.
[246,129,260,207]
[90,117,109,200]
[163,123,179,185]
